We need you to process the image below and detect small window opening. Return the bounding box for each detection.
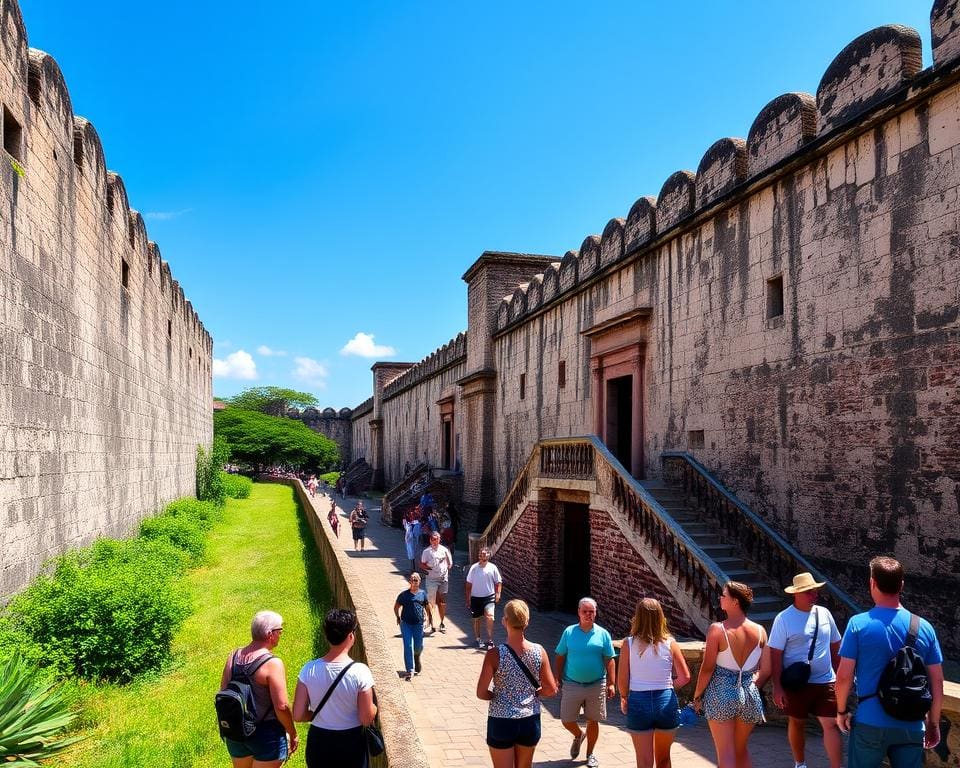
[3,107,23,161]
[189,347,193,359]
[167,319,172,338]
[520,373,526,401]
[27,63,41,107]
[128,222,135,248]
[120,259,129,289]
[688,430,705,450]
[558,360,566,389]
[766,275,784,319]
[73,127,84,172]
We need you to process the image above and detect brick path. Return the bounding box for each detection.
[324,490,831,767]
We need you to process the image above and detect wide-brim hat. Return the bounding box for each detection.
[784,572,826,594]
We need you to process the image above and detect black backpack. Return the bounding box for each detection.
[859,613,932,722]
[215,652,274,741]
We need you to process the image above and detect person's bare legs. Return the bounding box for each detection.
[485,611,495,643]
[585,719,600,755]
[514,744,536,768]
[436,591,446,625]
[653,729,676,768]
[787,717,806,764]
[708,719,737,768]
[817,716,843,768]
[733,719,755,767]
[489,746,514,768]
[629,730,655,768]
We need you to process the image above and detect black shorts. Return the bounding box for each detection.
[486,714,541,749]
[351,527,366,541]
[305,724,366,768]
[470,594,495,619]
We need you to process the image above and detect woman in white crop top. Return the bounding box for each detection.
[691,581,768,768]
[616,598,691,768]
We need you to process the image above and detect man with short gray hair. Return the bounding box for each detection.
[555,597,616,768]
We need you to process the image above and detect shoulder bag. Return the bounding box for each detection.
[780,608,818,691]
[314,661,385,758]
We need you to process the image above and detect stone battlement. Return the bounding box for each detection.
[382,332,467,401]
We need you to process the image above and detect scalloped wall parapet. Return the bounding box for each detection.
[382,332,468,401]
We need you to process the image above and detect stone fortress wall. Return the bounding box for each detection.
[352,2,960,654]
[289,406,353,467]
[0,0,212,597]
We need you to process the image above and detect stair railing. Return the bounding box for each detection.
[480,436,728,620]
[661,451,861,625]
[381,462,431,526]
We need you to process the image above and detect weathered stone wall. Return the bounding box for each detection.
[491,16,960,651]
[0,0,212,597]
[351,396,373,463]
[292,406,352,466]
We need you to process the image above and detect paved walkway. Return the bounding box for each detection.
[320,489,830,767]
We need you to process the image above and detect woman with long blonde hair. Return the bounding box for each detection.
[617,598,691,768]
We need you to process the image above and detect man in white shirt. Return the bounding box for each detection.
[464,547,502,649]
[769,572,843,768]
[420,531,453,633]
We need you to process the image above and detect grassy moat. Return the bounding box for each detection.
[60,482,330,768]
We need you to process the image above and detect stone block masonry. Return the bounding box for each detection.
[0,0,212,597]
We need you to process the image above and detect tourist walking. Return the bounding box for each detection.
[617,598,691,768]
[554,597,617,768]
[465,546,503,649]
[328,499,340,538]
[835,556,944,768]
[293,608,377,768]
[394,572,432,680]
[692,582,767,768]
[348,501,368,552]
[420,530,453,633]
[476,599,558,768]
[403,508,421,573]
[768,572,843,768]
[219,610,299,767]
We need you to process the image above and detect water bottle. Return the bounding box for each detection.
[678,703,701,727]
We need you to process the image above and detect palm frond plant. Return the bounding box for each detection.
[0,653,82,767]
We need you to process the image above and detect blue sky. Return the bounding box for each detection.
[21,1,933,408]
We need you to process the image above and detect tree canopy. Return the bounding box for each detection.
[214,407,339,471]
[226,386,319,417]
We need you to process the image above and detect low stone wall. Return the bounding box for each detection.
[676,642,960,767]
[273,479,425,768]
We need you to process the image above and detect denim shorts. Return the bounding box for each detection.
[486,714,541,749]
[224,719,288,761]
[626,689,679,732]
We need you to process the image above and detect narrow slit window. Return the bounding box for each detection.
[520,373,526,401]
[120,259,129,289]
[766,275,784,319]
[3,107,23,161]
[558,360,566,389]
[167,319,172,338]
[73,128,84,172]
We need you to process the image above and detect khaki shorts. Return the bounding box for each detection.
[560,679,607,722]
[425,578,448,602]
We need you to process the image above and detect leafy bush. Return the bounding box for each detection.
[139,515,206,566]
[6,538,191,681]
[214,407,340,471]
[163,498,222,531]
[320,471,340,485]
[221,471,252,499]
[0,653,81,766]
[196,436,230,504]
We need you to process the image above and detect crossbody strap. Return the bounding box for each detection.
[859,612,918,703]
[806,608,818,662]
[315,661,357,715]
[503,643,540,691]
[231,650,275,681]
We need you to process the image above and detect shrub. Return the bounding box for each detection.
[320,471,340,485]
[0,653,81,766]
[139,515,206,566]
[163,498,222,531]
[6,538,191,681]
[221,471,253,499]
[196,436,230,504]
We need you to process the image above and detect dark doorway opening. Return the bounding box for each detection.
[605,375,632,471]
[441,419,453,470]
[562,502,591,612]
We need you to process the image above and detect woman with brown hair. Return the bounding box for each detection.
[692,581,768,768]
[617,598,691,768]
[476,599,558,768]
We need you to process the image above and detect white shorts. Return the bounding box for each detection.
[425,578,448,601]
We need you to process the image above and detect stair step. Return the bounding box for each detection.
[698,543,735,556]
[712,556,749,571]
[689,533,723,546]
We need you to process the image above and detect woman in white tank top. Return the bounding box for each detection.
[616,598,691,768]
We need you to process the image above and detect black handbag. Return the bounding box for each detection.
[780,608,818,691]
[314,662,385,757]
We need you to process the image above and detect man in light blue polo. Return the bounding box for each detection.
[555,597,616,768]
[835,556,944,768]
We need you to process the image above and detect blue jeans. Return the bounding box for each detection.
[626,689,679,732]
[400,621,423,672]
[848,722,924,768]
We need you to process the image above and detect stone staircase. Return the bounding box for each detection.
[643,481,792,628]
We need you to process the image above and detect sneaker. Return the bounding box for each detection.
[428,625,436,634]
[487,640,495,650]
[404,671,412,681]
[586,755,599,768]
[570,732,584,759]
[476,638,484,649]
[414,656,422,674]
[438,622,446,633]
[795,764,808,768]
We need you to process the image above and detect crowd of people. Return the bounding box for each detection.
[219,483,945,768]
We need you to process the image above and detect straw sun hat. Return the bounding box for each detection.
[784,572,826,594]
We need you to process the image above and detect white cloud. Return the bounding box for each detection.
[213,350,258,380]
[340,332,396,358]
[257,345,288,357]
[143,208,193,221]
[293,357,329,388]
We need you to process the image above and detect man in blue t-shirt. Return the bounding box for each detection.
[835,556,944,768]
[554,597,616,768]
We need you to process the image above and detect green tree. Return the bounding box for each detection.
[226,386,319,417]
[214,407,339,471]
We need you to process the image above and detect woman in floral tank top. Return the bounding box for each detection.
[476,599,558,767]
